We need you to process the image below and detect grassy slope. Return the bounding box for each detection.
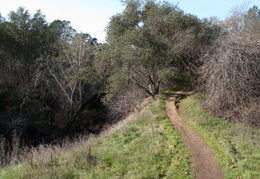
[0,97,194,179]
[179,94,260,179]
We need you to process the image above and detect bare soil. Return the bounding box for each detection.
[166,90,224,179]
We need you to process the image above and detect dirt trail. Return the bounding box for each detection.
[166,90,224,179]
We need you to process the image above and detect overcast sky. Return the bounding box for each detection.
[0,0,259,42]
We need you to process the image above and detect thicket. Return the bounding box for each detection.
[199,5,260,126]
[0,7,105,148]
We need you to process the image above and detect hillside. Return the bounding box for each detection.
[0,96,194,178]
[179,93,260,179]
[0,1,259,178]
[1,91,259,178]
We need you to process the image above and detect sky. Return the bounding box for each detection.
[0,0,259,43]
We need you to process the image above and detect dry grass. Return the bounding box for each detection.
[0,96,194,179]
[0,132,95,168]
[0,96,154,168]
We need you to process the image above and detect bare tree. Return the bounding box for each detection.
[44,34,98,121]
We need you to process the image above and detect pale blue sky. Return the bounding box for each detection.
[0,0,259,42]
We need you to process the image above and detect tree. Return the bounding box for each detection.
[49,20,76,42]
[220,4,260,34]
[43,33,99,122]
[0,7,103,148]
[0,8,53,112]
[95,0,218,119]
[245,5,260,32]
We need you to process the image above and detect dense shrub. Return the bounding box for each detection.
[199,6,260,126]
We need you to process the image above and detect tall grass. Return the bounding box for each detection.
[0,130,95,168]
[0,97,194,179]
[179,94,260,179]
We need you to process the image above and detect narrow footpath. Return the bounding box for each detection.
[166,90,224,179]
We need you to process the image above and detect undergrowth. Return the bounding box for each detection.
[0,97,194,179]
[179,94,260,179]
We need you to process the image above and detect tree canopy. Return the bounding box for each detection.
[94,0,220,119]
[0,7,101,142]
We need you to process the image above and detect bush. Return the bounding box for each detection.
[199,26,260,126]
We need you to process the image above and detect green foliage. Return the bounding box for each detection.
[3,8,53,64]
[96,0,219,101]
[0,98,194,179]
[95,0,220,121]
[246,5,260,30]
[0,7,62,108]
[179,94,260,179]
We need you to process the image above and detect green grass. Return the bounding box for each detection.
[0,97,194,179]
[163,86,187,97]
[179,94,260,179]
